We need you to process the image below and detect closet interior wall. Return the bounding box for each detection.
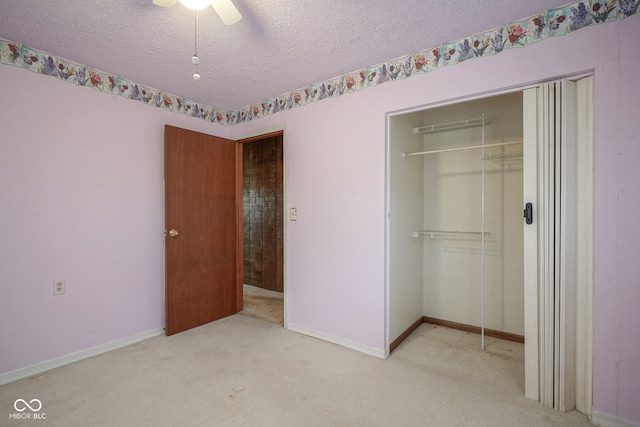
[388,92,525,347]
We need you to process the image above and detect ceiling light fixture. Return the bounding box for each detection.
[152,0,242,80]
[152,0,242,25]
[178,0,212,11]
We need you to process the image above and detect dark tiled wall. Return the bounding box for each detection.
[242,136,284,292]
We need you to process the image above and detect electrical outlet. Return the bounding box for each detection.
[53,280,65,296]
[290,207,298,221]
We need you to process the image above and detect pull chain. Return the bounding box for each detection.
[192,10,200,80]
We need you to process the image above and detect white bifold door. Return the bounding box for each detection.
[523,76,593,413]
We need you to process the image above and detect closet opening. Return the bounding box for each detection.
[387,91,524,352]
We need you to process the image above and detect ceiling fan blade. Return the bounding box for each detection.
[152,0,179,7]
[211,0,242,25]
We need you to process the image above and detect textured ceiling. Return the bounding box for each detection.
[0,0,565,111]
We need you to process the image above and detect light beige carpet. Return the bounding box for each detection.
[241,284,284,325]
[0,316,592,427]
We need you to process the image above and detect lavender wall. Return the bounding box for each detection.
[0,65,229,373]
[228,17,640,423]
[0,14,638,424]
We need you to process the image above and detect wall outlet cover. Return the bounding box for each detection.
[53,280,65,295]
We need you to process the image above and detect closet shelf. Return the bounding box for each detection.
[482,150,523,161]
[412,230,493,241]
[413,117,488,135]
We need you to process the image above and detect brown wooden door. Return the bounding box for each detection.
[164,125,242,336]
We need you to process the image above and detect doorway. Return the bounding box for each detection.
[164,127,286,334]
[241,132,285,325]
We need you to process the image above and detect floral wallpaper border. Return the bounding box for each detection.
[1,0,637,127]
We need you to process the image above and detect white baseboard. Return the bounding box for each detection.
[0,328,165,385]
[592,411,640,427]
[286,322,386,359]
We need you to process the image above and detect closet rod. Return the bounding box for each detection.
[402,140,522,158]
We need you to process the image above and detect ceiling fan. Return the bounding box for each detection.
[152,0,242,26]
[153,0,242,80]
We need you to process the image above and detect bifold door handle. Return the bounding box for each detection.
[524,203,533,225]
[169,229,179,237]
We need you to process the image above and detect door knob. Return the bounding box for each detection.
[168,229,179,237]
